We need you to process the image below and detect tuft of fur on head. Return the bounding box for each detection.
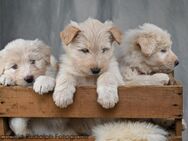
[92,121,168,141]
[59,18,123,77]
[119,23,178,75]
[0,39,56,86]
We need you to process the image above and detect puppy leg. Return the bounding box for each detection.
[53,70,76,108]
[0,74,15,86]
[33,76,55,95]
[152,73,170,85]
[33,55,57,95]
[9,118,30,136]
[97,72,119,109]
[97,59,124,109]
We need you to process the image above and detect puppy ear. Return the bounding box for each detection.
[60,25,80,45]
[137,35,156,56]
[109,27,123,44]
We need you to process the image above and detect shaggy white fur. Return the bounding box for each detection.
[9,118,76,136]
[117,23,178,86]
[117,23,186,130]
[92,121,168,141]
[0,39,75,136]
[53,18,124,109]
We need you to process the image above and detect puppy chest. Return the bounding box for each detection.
[76,76,98,86]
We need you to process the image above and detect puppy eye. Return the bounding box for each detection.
[30,60,35,64]
[161,49,167,53]
[79,48,89,53]
[11,64,18,70]
[102,48,110,53]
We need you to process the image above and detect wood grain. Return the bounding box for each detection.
[0,136,181,141]
[175,119,182,136]
[0,85,183,118]
[0,118,8,136]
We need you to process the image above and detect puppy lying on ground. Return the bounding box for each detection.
[53,18,124,109]
[117,23,179,85]
[0,39,75,136]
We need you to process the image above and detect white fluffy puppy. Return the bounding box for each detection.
[0,39,75,136]
[0,39,56,90]
[93,121,168,141]
[53,18,124,109]
[116,23,184,131]
[117,23,179,85]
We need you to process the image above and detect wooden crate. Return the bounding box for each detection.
[0,83,183,141]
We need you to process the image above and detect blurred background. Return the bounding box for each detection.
[0,0,188,140]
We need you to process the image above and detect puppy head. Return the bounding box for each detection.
[131,23,178,73]
[1,39,51,86]
[60,18,122,76]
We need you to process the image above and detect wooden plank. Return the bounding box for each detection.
[169,136,182,141]
[175,119,182,136]
[0,118,5,136]
[0,138,94,141]
[0,136,94,141]
[0,118,8,136]
[0,85,183,118]
[0,136,181,141]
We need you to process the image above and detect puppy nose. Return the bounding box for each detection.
[91,67,101,74]
[24,75,34,83]
[174,60,179,66]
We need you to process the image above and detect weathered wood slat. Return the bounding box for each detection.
[0,85,182,118]
[0,118,5,136]
[0,139,94,141]
[0,136,181,141]
[0,118,8,136]
[0,138,94,141]
[175,119,183,136]
[0,136,94,141]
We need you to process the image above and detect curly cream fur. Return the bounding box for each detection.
[0,39,75,136]
[92,121,168,141]
[117,23,178,85]
[52,18,124,136]
[53,18,124,109]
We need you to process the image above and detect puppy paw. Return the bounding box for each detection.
[152,73,170,85]
[9,118,30,136]
[53,86,75,108]
[97,86,119,109]
[33,76,55,95]
[0,75,15,86]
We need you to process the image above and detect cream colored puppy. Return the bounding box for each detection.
[53,18,124,109]
[0,39,75,136]
[116,23,182,132]
[93,121,168,141]
[0,39,56,91]
[117,23,179,85]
